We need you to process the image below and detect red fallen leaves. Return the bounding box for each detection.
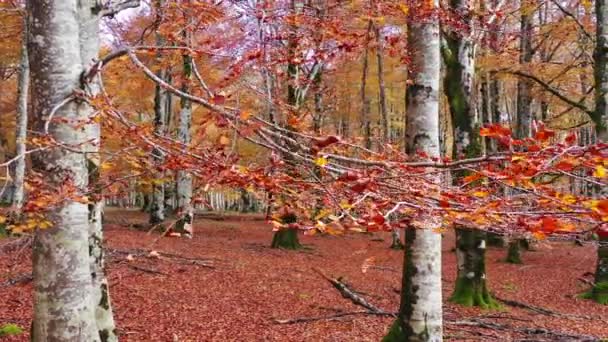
[337,171,360,182]
[350,178,371,193]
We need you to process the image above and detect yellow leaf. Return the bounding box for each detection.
[0,216,6,224]
[315,156,328,167]
[399,4,409,16]
[472,191,489,198]
[100,162,113,171]
[532,232,546,240]
[219,135,230,145]
[593,165,607,178]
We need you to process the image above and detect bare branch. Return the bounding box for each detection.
[99,0,141,18]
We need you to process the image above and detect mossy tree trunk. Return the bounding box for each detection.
[384,3,443,339]
[271,213,301,250]
[590,234,608,304]
[450,229,498,308]
[442,0,495,309]
[590,0,608,305]
[506,239,523,264]
[270,0,304,249]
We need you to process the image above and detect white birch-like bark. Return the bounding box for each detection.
[150,0,167,224]
[13,13,29,212]
[176,26,194,237]
[28,1,98,340]
[385,1,443,340]
[78,1,119,339]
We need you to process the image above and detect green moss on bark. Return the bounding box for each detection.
[450,229,499,309]
[271,213,301,249]
[506,240,522,264]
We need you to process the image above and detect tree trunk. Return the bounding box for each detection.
[509,1,535,263]
[374,22,389,143]
[442,0,494,309]
[384,2,443,339]
[28,0,98,340]
[150,0,167,225]
[13,13,29,213]
[517,3,534,139]
[451,229,497,308]
[271,0,303,249]
[175,29,194,238]
[361,20,373,149]
[594,0,608,140]
[78,1,119,338]
[591,0,608,303]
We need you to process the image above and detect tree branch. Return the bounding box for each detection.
[99,0,141,18]
[508,70,594,116]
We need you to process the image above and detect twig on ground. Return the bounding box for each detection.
[447,318,597,341]
[0,273,32,288]
[128,264,167,275]
[312,267,392,316]
[273,310,393,324]
[495,296,560,316]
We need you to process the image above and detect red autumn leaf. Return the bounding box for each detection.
[540,216,558,233]
[338,171,360,182]
[313,136,340,149]
[371,214,385,225]
[211,93,226,105]
[350,178,370,193]
[564,132,577,145]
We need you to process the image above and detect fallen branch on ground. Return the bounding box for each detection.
[0,273,32,288]
[273,310,394,324]
[128,264,167,275]
[107,247,216,268]
[312,267,392,316]
[447,318,597,341]
[495,296,560,316]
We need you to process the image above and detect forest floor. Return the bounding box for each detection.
[1,208,608,341]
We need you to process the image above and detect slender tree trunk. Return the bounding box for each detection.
[374,22,389,143]
[176,25,194,238]
[150,0,167,225]
[271,0,303,249]
[594,0,608,140]
[590,0,608,304]
[384,1,443,339]
[13,13,29,213]
[361,20,373,149]
[508,0,535,264]
[29,1,98,340]
[78,2,119,339]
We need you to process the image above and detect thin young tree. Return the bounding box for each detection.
[589,0,608,304]
[13,10,28,213]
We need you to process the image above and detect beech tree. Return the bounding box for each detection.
[442,0,498,309]
[27,0,138,340]
[13,10,28,213]
[590,0,608,304]
[384,1,443,339]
